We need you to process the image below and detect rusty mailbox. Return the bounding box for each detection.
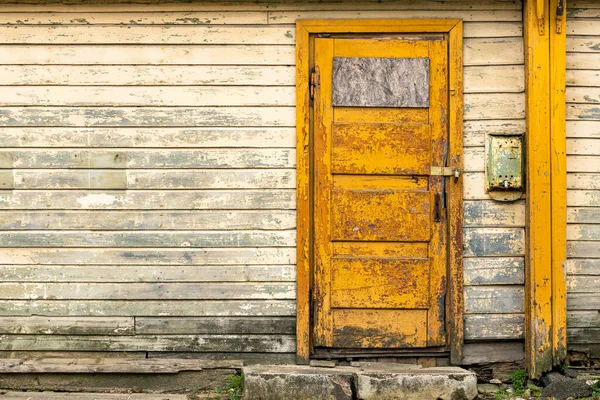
[485,134,524,202]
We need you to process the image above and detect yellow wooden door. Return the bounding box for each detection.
[313,37,449,349]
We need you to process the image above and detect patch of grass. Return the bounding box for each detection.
[494,386,509,400]
[592,378,600,398]
[511,368,527,396]
[528,384,541,398]
[214,374,244,400]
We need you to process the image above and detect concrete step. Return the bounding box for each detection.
[243,363,477,400]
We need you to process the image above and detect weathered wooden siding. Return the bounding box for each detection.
[566,0,600,358]
[0,0,525,358]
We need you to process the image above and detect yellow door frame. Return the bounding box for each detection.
[296,6,569,376]
[524,0,567,378]
[295,19,464,364]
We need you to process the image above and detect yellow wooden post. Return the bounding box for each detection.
[524,0,567,378]
[550,0,567,367]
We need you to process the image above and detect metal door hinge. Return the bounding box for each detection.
[431,166,461,179]
[556,0,565,34]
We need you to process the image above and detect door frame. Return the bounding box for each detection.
[295,19,464,364]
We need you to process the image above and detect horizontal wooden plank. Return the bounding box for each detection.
[0,11,268,24]
[0,282,296,300]
[0,210,296,230]
[567,138,600,154]
[0,1,523,12]
[567,52,600,70]
[568,37,600,53]
[0,127,296,148]
[464,172,490,200]
[567,70,600,87]
[568,293,600,310]
[0,357,240,372]
[464,285,525,313]
[0,149,296,169]
[0,299,296,316]
[0,230,296,248]
[568,156,600,172]
[464,37,524,66]
[568,224,600,241]
[0,45,296,65]
[0,264,295,283]
[464,93,525,120]
[0,248,295,265]
[568,121,600,138]
[462,342,524,365]
[568,207,600,223]
[568,173,600,190]
[463,119,525,147]
[0,334,296,352]
[268,10,522,23]
[464,228,525,256]
[567,275,600,292]
[465,314,524,340]
[568,190,600,207]
[0,86,295,107]
[0,25,295,44]
[0,316,133,335]
[567,311,600,328]
[567,328,600,344]
[464,200,525,227]
[567,19,600,36]
[568,241,600,258]
[0,393,187,400]
[10,169,296,190]
[568,87,600,105]
[463,22,523,38]
[566,258,600,274]
[464,65,524,93]
[463,257,525,285]
[0,190,296,210]
[463,147,483,172]
[135,316,295,334]
[0,65,295,86]
[0,107,296,127]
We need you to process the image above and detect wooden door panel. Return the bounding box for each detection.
[333,107,428,124]
[332,309,427,349]
[332,242,428,258]
[332,123,431,175]
[331,188,430,242]
[313,37,448,350]
[331,257,429,308]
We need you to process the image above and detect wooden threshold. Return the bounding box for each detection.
[0,358,242,374]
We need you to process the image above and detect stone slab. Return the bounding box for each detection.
[243,364,477,400]
[355,366,477,400]
[243,365,355,400]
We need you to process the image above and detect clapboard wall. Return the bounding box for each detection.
[566,1,600,359]
[0,0,525,361]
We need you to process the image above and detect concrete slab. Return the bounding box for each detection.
[243,365,355,400]
[243,364,477,400]
[355,366,478,400]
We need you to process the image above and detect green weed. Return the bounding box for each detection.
[215,374,244,400]
[510,368,527,396]
[592,378,600,398]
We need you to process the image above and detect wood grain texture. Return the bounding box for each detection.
[0,2,525,359]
